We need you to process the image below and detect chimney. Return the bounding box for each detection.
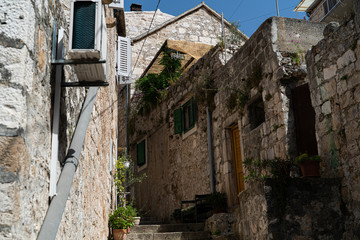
[130,3,142,11]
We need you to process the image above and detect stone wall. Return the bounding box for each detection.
[210,17,325,203]
[236,182,268,240]
[235,179,345,240]
[127,17,326,222]
[306,7,360,238]
[125,6,246,80]
[129,47,224,222]
[0,1,118,239]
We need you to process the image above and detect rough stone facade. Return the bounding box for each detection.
[128,17,326,222]
[125,3,247,80]
[125,2,360,239]
[306,8,360,239]
[236,179,345,240]
[0,0,119,239]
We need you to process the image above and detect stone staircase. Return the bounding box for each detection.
[127,223,211,240]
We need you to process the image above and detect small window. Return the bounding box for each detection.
[248,97,265,130]
[174,99,197,134]
[137,139,146,167]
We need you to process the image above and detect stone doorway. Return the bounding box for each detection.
[291,83,318,156]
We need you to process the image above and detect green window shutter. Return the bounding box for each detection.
[72,1,96,49]
[189,101,195,129]
[137,140,146,167]
[174,108,183,134]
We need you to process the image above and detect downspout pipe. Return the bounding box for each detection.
[37,87,99,240]
[206,106,216,193]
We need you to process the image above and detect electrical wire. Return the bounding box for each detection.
[229,0,245,19]
[131,0,161,74]
[239,5,295,23]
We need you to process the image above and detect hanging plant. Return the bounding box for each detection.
[135,47,182,107]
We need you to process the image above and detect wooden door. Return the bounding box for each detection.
[230,125,245,199]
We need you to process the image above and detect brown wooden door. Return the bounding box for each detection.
[230,125,245,199]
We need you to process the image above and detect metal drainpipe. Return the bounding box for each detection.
[206,106,216,193]
[37,87,99,240]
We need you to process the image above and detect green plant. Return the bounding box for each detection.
[289,32,304,65]
[217,21,244,52]
[206,192,227,210]
[108,205,137,229]
[171,209,182,220]
[295,153,321,164]
[243,158,292,181]
[212,230,221,236]
[115,154,147,206]
[135,47,182,106]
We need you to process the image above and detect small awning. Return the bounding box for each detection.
[293,0,316,12]
[140,40,213,78]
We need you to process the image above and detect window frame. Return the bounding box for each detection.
[174,98,197,135]
[136,138,147,171]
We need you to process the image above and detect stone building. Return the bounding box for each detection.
[294,0,355,23]
[127,1,360,239]
[0,0,125,239]
[125,1,248,80]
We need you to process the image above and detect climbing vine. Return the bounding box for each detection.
[135,47,182,108]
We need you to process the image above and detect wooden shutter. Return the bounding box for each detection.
[174,108,183,134]
[189,101,195,129]
[137,140,146,166]
[117,36,132,84]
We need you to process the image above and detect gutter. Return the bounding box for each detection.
[37,87,99,240]
[206,106,215,193]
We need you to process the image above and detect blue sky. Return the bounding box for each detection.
[124,0,306,37]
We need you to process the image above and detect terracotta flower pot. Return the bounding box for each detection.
[299,161,320,177]
[112,229,127,240]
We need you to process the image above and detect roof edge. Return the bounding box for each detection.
[131,2,248,43]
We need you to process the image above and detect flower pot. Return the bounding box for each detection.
[113,229,127,240]
[134,217,141,225]
[299,161,320,177]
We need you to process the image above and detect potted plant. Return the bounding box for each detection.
[109,205,136,240]
[295,153,321,177]
[171,209,182,223]
[206,192,227,214]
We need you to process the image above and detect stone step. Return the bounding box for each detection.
[131,223,205,233]
[127,231,210,240]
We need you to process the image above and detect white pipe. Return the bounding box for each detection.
[37,87,99,240]
[49,28,64,197]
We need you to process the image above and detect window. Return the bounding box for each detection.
[248,97,265,130]
[174,99,197,134]
[136,139,146,167]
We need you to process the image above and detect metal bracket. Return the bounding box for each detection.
[51,59,106,65]
[51,19,109,87]
[62,81,109,87]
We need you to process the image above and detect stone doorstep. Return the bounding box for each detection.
[130,223,206,233]
[127,231,210,240]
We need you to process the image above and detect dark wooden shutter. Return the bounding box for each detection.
[137,140,146,166]
[174,108,183,134]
